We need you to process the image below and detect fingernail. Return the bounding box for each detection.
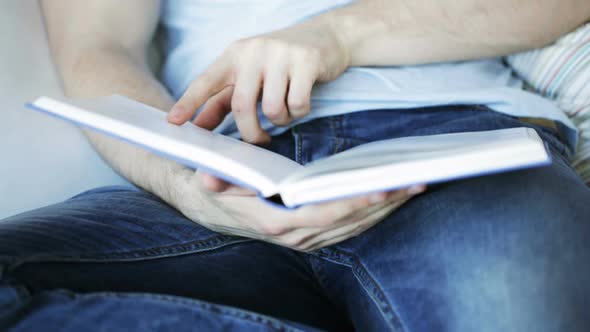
[407,185,425,195]
[168,106,184,121]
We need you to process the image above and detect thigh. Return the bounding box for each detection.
[0,185,241,262]
[1,288,320,332]
[317,150,590,332]
[0,186,349,331]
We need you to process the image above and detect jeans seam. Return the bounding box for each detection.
[304,255,349,326]
[2,237,253,271]
[62,291,308,332]
[312,249,406,332]
[291,128,303,164]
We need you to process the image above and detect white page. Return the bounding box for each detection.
[279,128,549,207]
[30,95,303,196]
[285,128,535,178]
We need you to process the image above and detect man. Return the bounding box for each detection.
[1,0,589,331]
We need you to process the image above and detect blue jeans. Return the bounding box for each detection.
[1,106,589,332]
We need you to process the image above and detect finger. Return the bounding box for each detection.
[194,86,234,130]
[293,193,378,228]
[331,187,422,228]
[231,70,270,145]
[300,186,427,251]
[275,200,389,249]
[199,172,233,192]
[168,59,229,125]
[293,185,426,228]
[301,200,403,251]
[287,65,314,119]
[198,172,257,196]
[262,68,290,126]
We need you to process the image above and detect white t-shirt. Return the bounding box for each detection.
[159,0,578,150]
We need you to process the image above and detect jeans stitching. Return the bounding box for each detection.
[350,263,403,332]
[60,291,308,332]
[2,237,254,271]
[291,128,303,164]
[312,249,406,332]
[304,256,344,321]
[329,117,345,155]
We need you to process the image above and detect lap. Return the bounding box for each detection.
[0,185,238,263]
[0,186,349,331]
[3,105,589,331]
[1,288,318,332]
[292,106,590,331]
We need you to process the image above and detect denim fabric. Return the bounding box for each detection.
[1,106,589,332]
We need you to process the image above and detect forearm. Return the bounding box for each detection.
[51,45,190,206]
[318,0,590,66]
[40,0,194,207]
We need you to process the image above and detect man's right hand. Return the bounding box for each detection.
[171,171,425,252]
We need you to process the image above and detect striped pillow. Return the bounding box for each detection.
[506,23,590,184]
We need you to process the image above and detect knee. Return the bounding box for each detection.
[422,164,590,331]
[440,245,589,332]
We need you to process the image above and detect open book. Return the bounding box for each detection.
[28,95,551,208]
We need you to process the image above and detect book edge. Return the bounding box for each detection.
[28,96,282,197]
[279,130,551,207]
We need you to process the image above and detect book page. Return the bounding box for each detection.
[30,95,303,196]
[285,128,536,180]
[279,128,549,207]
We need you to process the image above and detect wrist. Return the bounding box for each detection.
[318,1,409,67]
[314,15,352,69]
[321,11,355,67]
[161,163,197,212]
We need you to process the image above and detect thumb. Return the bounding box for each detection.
[200,172,233,192]
[198,172,257,196]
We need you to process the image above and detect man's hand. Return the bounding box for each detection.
[167,21,349,144]
[164,16,425,246]
[168,0,590,144]
[173,172,425,252]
